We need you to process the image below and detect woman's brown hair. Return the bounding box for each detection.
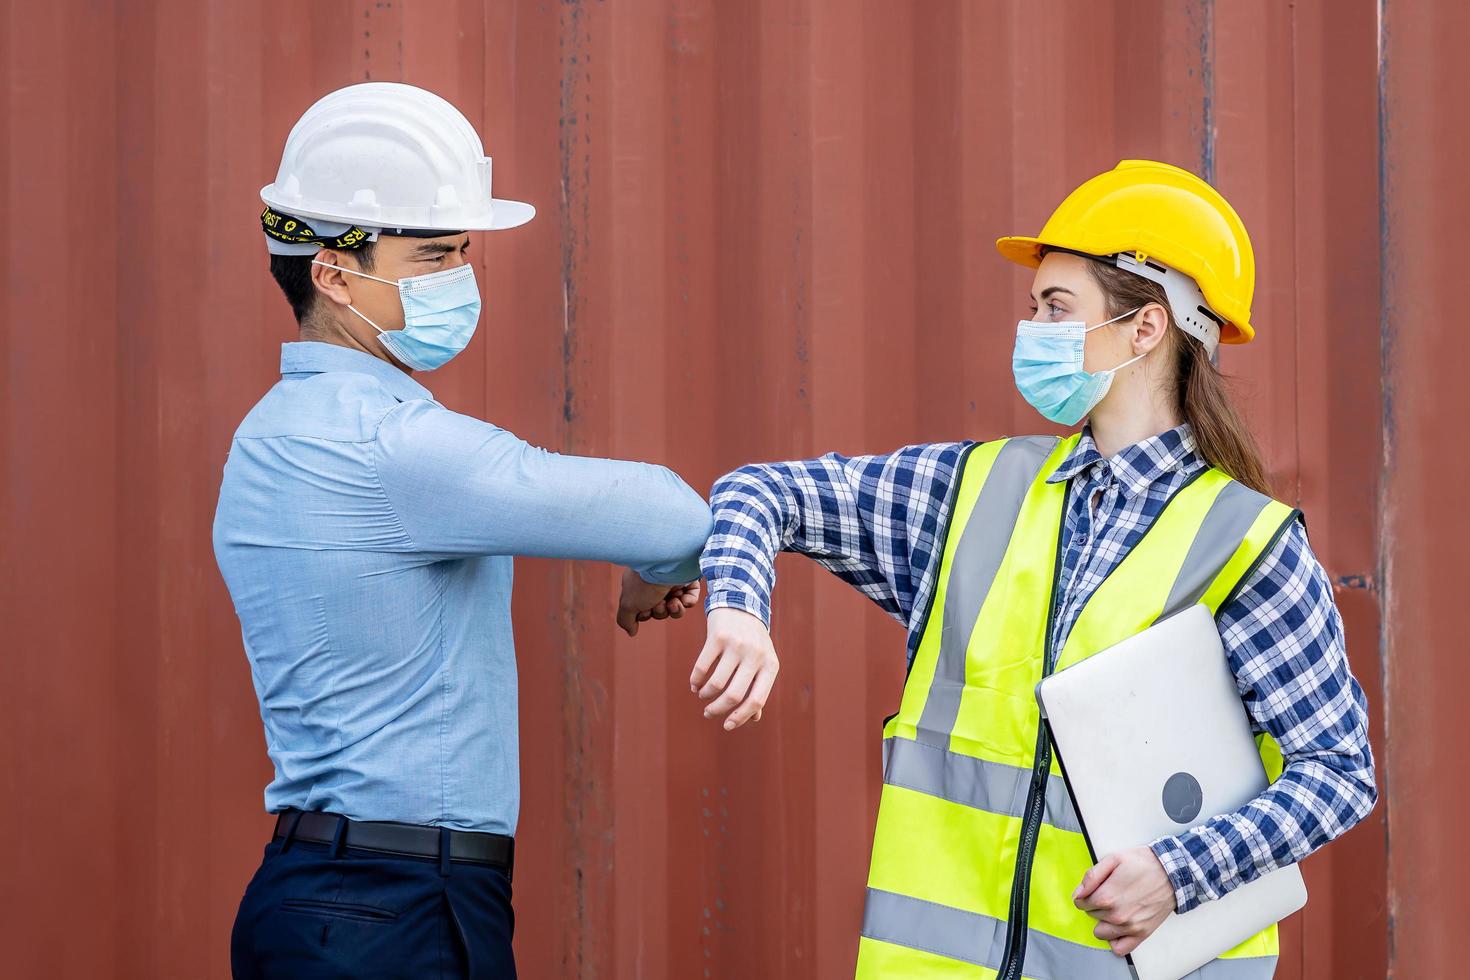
[1082,258,1276,497]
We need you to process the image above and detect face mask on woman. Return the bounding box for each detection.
[1011,308,1143,426]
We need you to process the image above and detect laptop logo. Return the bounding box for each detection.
[1162,772,1203,824]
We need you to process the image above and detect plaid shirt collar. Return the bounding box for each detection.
[1047,422,1204,498]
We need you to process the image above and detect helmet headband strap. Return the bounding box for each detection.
[1039,245,1223,356]
[1111,252,1223,356]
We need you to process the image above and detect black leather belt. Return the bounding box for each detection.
[273,809,514,878]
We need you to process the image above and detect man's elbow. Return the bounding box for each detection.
[658,466,715,558]
[677,486,716,559]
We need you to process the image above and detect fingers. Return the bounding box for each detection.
[1077,889,1112,916]
[616,604,640,637]
[699,652,746,705]
[722,662,778,730]
[1111,936,1143,957]
[679,585,701,608]
[693,608,777,731]
[698,651,742,701]
[1074,853,1121,906]
[703,662,758,720]
[690,635,722,691]
[1092,906,1151,947]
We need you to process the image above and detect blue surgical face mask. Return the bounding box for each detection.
[313,259,482,372]
[1011,308,1144,426]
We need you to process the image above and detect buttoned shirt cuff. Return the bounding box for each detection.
[704,585,772,629]
[1149,835,1203,914]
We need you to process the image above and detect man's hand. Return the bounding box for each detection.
[617,568,700,637]
[1074,847,1177,956]
[690,607,779,730]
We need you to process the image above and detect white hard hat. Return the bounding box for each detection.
[261,82,535,237]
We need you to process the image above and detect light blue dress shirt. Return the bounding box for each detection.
[213,342,712,834]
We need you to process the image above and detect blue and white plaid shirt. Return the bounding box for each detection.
[700,424,1376,913]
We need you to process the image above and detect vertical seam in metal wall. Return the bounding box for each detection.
[1289,4,1303,506]
[1201,0,1216,184]
[556,5,590,975]
[1375,0,1396,972]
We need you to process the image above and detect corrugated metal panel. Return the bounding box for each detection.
[0,0,1440,976]
[1380,1,1469,978]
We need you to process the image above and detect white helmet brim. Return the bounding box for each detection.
[260,185,535,235]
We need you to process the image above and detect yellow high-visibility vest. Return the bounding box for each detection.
[856,435,1297,979]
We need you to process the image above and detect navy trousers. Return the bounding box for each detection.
[231,836,516,979]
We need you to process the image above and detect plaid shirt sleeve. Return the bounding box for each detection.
[699,442,970,644]
[1149,520,1379,913]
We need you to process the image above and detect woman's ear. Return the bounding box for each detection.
[1133,302,1172,354]
[311,249,354,308]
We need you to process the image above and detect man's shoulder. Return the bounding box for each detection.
[233,370,433,445]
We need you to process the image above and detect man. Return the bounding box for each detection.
[215,82,712,978]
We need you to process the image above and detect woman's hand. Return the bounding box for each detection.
[690,608,780,730]
[1074,847,1176,956]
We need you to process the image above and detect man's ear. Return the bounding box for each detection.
[1133,303,1172,355]
[310,249,354,308]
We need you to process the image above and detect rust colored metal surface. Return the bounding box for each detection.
[0,1,1445,976]
[1379,1,1470,977]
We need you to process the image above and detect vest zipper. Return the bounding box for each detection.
[994,467,1209,978]
[996,514,1068,980]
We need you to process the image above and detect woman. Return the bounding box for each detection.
[690,160,1376,978]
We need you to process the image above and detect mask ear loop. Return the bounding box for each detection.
[1082,307,1142,333]
[311,258,400,288]
[1086,307,1148,372]
[311,259,397,336]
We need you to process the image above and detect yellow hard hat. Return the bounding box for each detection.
[996,160,1256,344]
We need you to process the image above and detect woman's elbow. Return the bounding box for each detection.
[710,463,770,500]
[1356,758,1380,820]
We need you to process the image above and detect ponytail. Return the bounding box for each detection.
[1175,335,1274,496]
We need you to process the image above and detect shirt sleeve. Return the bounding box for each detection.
[373,399,713,584]
[699,442,969,635]
[1148,520,1378,913]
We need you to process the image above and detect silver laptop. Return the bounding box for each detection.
[1034,603,1307,980]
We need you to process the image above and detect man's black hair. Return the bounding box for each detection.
[269,242,377,325]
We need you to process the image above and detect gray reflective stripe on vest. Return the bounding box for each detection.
[862,887,1277,980]
[883,736,1082,835]
[1162,479,1273,617]
[915,436,1060,748]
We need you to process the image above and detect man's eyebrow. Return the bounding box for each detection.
[1038,286,1076,300]
[409,240,464,257]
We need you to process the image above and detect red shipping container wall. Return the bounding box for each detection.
[1,1,1457,977]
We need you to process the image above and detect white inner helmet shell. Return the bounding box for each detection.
[1112,252,1223,356]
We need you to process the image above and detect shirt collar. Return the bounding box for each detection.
[280,341,434,403]
[1047,423,1202,497]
